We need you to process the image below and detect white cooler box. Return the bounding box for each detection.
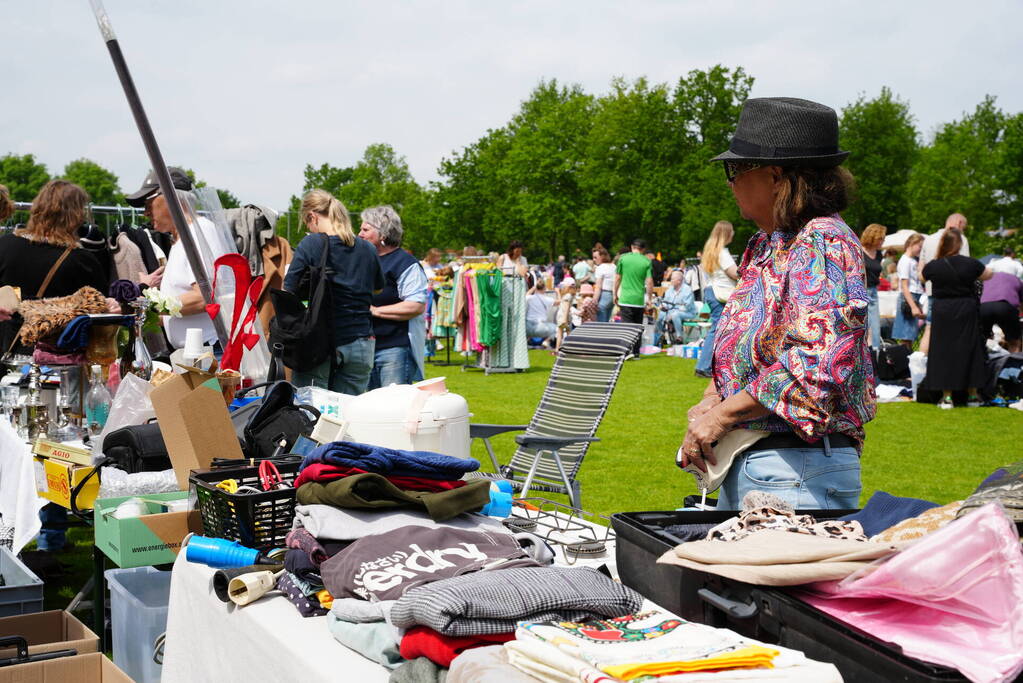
[323,381,472,460]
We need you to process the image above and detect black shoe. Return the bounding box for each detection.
[694,369,713,379]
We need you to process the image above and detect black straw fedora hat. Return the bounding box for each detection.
[710,97,849,167]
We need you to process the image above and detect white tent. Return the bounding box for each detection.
[882,229,921,251]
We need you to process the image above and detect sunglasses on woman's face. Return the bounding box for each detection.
[723,160,764,183]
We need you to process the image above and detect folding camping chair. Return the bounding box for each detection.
[468,322,643,509]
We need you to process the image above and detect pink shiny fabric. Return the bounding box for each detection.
[799,503,1023,683]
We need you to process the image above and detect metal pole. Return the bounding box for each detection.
[88,0,228,345]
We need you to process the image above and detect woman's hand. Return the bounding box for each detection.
[0,307,12,322]
[679,406,731,472]
[911,304,925,320]
[105,297,122,314]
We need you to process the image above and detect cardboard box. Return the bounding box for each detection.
[0,652,132,683]
[33,457,99,510]
[0,610,99,660]
[93,492,202,568]
[150,373,243,489]
[32,439,94,467]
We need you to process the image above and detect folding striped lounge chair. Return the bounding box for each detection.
[468,322,643,509]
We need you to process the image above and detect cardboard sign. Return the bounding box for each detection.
[32,439,94,467]
[150,373,243,489]
[0,610,99,660]
[34,457,98,510]
[93,492,202,568]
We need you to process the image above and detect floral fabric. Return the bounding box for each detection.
[712,215,876,443]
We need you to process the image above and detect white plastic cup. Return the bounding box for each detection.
[183,328,204,361]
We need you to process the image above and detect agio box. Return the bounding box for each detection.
[33,457,99,511]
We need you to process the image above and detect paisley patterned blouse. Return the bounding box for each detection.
[712,215,876,443]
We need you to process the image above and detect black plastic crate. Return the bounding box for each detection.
[612,509,971,683]
[189,461,300,551]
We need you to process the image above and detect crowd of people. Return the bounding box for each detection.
[2,98,1020,524]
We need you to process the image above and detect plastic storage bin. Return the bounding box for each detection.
[611,509,969,683]
[0,546,44,616]
[105,566,172,683]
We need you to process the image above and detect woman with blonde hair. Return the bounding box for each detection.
[283,189,384,395]
[694,220,738,377]
[859,223,887,350]
[892,232,925,348]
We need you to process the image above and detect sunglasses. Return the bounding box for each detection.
[723,160,764,183]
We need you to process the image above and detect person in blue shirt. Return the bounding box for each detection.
[654,269,697,346]
[358,206,429,389]
[284,190,384,395]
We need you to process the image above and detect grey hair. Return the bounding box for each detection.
[360,205,403,247]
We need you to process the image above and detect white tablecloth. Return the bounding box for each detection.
[161,552,390,683]
[161,506,617,683]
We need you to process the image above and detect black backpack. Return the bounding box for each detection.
[269,234,332,372]
[237,381,319,460]
[873,343,911,382]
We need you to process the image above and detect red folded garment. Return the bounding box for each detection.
[399,626,515,667]
[295,462,467,492]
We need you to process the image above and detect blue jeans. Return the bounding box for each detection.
[37,503,67,551]
[715,438,862,510]
[695,288,724,374]
[525,320,557,340]
[892,292,922,341]
[293,336,375,396]
[866,287,881,350]
[368,345,418,390]
[596,290,614,323]
[655,310,692,346]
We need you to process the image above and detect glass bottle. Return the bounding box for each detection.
[84,364,112,436]
[119,298,153,381]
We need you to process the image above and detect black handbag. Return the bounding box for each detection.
[268,234,332,372]
[102,422,172,473]
[238,381,319,460]
[873,343,911,381]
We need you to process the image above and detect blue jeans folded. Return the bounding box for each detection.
[715,438,862,511]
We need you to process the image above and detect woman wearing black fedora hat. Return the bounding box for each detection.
[677,97,875,510]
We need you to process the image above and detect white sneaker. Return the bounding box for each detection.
[939,398,954,410]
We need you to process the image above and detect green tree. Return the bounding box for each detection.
[500,80,595,260]
[907,96,1008,233]
[62,158,123,205]
[999,112,1023,228]
[672,65,755,256]
[839,87,919,232]
[0,153,50,201]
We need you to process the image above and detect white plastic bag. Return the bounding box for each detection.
[95,373,155,453]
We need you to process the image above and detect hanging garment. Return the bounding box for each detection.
[257,235,293,336]
[113,232,147,282]
[489,277,529,370]
[477,270,503,347]
[224,204,279,277]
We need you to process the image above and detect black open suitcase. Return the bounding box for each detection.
[611,509,986,683]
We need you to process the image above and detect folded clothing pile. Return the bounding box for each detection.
[390,566,644,637]
[276,527,349,618]
[296,441,489,522]
[501,610,841,682]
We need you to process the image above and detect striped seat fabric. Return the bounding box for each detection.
[470,322,642,508]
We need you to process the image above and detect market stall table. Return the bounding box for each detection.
[161,501,619,683]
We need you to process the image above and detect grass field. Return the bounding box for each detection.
[39,348,1023,613]
[425,349,1023,516]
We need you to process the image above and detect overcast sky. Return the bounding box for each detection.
[4,1,1020,209]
